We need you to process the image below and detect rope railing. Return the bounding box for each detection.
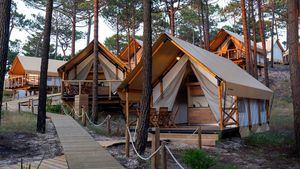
[84,111,111,127]
[165,145,185,169]
[126,126,162,161]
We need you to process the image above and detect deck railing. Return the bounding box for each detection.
[214,49,244,60]
[61,80,123,99]
[5,75,39,89]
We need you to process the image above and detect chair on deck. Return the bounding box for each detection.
[168,105,179,127]
[158,107,171,127]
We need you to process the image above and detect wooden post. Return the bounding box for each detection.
[247,99,252,130]
[82,106,87,126]
[31,99,34,114]
[258,99,262,126]
[266,100,270,124]
[198,127,202,149]
[79,81,82,96]
[161,141,167,169]
[5,102,8,111]
[235,96,239,127]
[108,81,112,100]
[218,81,223,130]
[125,87,130,157]
[151,127,160,169]
[18,102,21,113]
[107,116,111,135]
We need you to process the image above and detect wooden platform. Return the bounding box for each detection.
[48,113,124,169]
[1,155,68,169]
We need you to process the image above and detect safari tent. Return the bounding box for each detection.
[260,38,285,64]
[210,29,265,72]
[118,33,273,133]
[58,41,128,111]
[119,38,143,71]
[5,55,65,96]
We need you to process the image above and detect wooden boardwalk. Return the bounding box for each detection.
[2,155,68,169]
[49,113,124,169]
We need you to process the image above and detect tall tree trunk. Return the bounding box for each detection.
[169,8,175,36]
[71,0,76,58]
[116,16,120,55]
[195,0,204,47]
[37,0,53,133]
[251,0,258,78]
[203,0,209,50]
[136,0,152,154]
[241,0,253,75]
[288,0,300,153]
[200,0,206,48]
[0,0,12,125]
[92,0,99,123]
[270,0,275,68]
[257,0,269,87]
[86,11,91,46]
[54,12,58,59]
[127,27,131,71]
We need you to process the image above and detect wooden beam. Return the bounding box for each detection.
[247,99,252,130]
[235,96,239,127]
[151,127,160,169]
[125,86,130,157]
[218,81,223,130]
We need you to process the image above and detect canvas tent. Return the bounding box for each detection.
[119,38,143,71]
[210,29,265,70]
[258,39,285,63]
[5,55,65,92]
[118,33,273,130]
[58,41,128,97]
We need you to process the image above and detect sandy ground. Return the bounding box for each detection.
[0,119,63,166]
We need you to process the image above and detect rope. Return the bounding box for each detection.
[126,126,162,161]
[84,111,111,127]
[165,145,185,169]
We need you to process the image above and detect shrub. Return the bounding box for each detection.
[245,131,294,147]
[46,104,61,114]
[182,149,216,169]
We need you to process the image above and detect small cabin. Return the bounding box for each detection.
[58,41,128,113]
[119,38,143,71]
[210,29,265,73]
[118,33,273,137]
[5,55,65,96]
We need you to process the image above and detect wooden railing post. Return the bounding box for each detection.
[198,127,202,149]
[151,127,160,169]
[5,102,8,111]
[79,81,82,96]
[161,141,167,169]
[31,99,34,114]
[18,102,21,113]
[82,106,87,126]
[108,81,112,100]
[107,116,111,135]
[125,87,130,157]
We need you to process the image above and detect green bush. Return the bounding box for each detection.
[183,149,216,169]
[46,104,61,114]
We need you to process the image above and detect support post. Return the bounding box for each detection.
[31,99,34,114]
[5,102,8,111]
[151,127,160,169]
[235,96,239,127]
[218,81,223,130]
[18,102,21,113]
[198,127,202,149]
[161,141,167,169]
[79,81,82,96]
[125,87,130,157]
[82,106,87,126]
[258,99,262,126]
[108,81,112,100]
[247,99,252,130]
[107,116,111,135]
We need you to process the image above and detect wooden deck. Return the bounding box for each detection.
[48,113,124,169]
[2,155,68,169]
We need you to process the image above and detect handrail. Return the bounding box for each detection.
[62,79,122,83]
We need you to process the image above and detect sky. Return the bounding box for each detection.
[11,0,286,56]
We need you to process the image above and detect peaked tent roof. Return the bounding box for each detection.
[210,29,265,54]
[258,38,285,52]
[58,41,128,75]
[9,55,66,76]
[119,33,273,100]
[119,38,143,61]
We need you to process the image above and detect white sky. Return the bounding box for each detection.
[11,0,286,56]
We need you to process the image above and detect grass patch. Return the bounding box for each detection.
[245,131,294,148]
[46,104,61,114]
[0,111,36,133]
[182,149,216,169]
